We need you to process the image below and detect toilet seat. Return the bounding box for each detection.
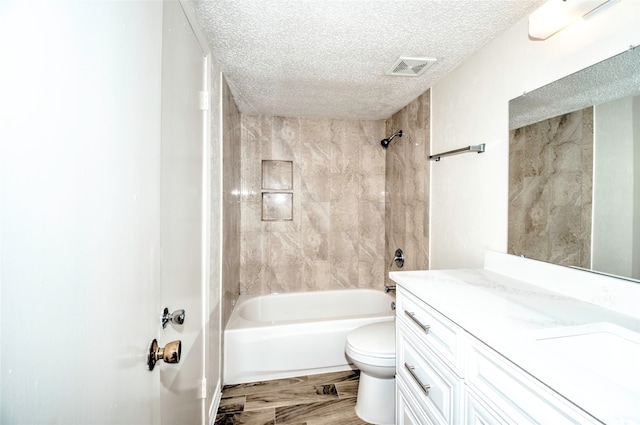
[346,321,395,364]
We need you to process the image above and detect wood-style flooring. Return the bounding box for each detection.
[214,370,373,425]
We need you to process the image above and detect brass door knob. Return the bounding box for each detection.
[147,339,181,371]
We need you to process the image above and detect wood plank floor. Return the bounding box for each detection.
[214,370,373,425]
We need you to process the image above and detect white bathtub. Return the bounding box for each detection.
[223,288,395,384]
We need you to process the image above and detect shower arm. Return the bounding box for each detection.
[388,131,402,142]
[381,130,403,148]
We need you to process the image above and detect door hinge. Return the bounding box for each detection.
[199,91,210,111]
[199,378,207,399]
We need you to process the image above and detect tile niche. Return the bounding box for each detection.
[261,160,293,221]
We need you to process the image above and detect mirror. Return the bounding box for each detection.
[508,46,640,282]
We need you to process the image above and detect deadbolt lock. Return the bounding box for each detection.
[161,307,185,329]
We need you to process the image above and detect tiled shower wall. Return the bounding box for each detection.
[508,107,593,269]
[239,116,386,295]
[385,91,431,283]
[221,80,242,325]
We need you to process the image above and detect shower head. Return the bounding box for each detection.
[381,130,402,149]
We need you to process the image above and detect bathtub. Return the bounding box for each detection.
[223,288,395,384]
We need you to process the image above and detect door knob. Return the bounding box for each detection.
[147,339,181,371]
[161,307,185,328]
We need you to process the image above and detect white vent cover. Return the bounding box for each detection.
[387,56,437,77]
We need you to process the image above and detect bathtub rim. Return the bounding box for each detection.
[226,288,395,329]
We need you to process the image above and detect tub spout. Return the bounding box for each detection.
[385,285,396,293]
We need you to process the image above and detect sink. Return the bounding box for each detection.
[531,322,640,392]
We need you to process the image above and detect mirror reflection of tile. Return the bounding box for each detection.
[262,192,293,221]
[261,160,293,221]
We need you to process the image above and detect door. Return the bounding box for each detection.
[158,1,209,424]
[0,1,208,423]
[0,1,164,423]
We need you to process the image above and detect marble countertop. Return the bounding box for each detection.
[390,267,640,425]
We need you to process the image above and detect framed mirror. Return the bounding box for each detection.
[508,46,640,282]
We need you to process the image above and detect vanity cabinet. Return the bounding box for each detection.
[396,290,464,425]
[396,287,602,425]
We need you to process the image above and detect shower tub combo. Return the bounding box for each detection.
[224,288,395,384]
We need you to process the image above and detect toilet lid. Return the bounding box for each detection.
[346,321,395,359]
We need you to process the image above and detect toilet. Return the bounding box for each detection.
[345,320,396,425]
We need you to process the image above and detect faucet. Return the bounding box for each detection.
[390,248,404,268]
[385,285,396,293]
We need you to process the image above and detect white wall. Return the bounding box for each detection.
[430,1,640,269]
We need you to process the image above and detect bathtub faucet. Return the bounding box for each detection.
[384,285,396,293]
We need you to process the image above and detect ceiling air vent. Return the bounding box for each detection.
[387,56,437,77]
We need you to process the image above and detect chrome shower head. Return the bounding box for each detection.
[381,130,402,149]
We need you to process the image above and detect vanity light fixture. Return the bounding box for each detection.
[528,0,620,40]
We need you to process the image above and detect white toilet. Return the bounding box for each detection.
[345,320,396,425]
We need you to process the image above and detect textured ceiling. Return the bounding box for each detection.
[191,0,545,120]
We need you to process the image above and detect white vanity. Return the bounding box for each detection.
[390,251,640,425]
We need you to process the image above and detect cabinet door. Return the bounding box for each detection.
[465,388,509,425]
[465,337,602,425]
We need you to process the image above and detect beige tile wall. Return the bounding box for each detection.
[385,91,431,282]
[240,116,386,294]
[222,80,242,325]
[508,107,593,269]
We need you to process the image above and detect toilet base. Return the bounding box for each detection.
[354,371,395,425]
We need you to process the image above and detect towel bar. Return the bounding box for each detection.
[429,143,485,161]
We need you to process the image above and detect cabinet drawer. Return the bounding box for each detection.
[397,290,464,374]
[397,378,434,425]
[397,331,463,425]
[465,337,602,425]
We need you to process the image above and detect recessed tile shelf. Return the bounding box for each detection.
[262,160,293,190]
[261,160,294,221]
[262,192,293,221]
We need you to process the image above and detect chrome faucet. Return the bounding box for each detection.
[385,285,396,293]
